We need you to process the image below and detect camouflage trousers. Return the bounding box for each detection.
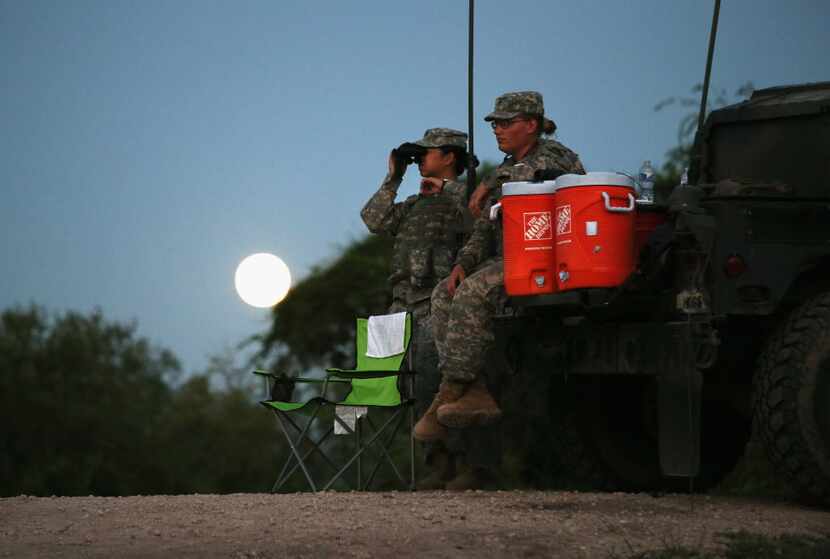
[431,257,505,384]
[405,296,500,469]
[403,299,436,391]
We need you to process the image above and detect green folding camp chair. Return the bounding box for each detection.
[254,313,415,492]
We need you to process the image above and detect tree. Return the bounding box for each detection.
[653,82,754,189]
[146,374,287,494]
[0,305,293,496]
[0,306,177,496]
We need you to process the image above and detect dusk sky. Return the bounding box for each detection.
[2,0,828,375]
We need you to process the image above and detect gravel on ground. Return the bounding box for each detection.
[1,491,828,558]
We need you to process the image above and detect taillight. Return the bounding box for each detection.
[724,254,747,278]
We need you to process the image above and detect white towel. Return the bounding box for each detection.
[365,312,407,358]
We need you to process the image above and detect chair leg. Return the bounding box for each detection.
[270,402,414,493]
[332,412,365,489]
[333,411,395,490]
[409,401,416,491]
[407,374,416,491]
[272,405,354,492]
[275,425,349,491]
[321,409,404,491]
[356,417,362,490]
[362,412,408,488]
[272,407,320,490]
[274,410,318,492]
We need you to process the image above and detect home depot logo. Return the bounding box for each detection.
[523,211,552,241]
[556,205,572,235]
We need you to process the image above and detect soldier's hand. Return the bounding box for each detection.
[389,150,407,180]
[468,182,489,218]
[420,177,444,196]
[447,264,466,297]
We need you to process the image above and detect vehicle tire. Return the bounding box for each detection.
[754,293,830,506]
[573,375,750,492]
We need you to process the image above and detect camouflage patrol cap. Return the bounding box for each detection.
[484,91,545,121]
[413,128,468,149]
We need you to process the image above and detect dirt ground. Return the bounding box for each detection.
[1,491,828,558]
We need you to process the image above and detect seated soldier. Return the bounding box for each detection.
[414,92,586,442]
[361,128,474,488]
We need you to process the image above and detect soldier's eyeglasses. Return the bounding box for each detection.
[490,118,528,130]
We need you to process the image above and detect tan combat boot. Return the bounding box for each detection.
[445,464,496,491]
[413,381,465,442]
[416,447,455,491]
[436,377,502,429]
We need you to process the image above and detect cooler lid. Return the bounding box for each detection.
[555,172,635,189]
[502,180,557,195]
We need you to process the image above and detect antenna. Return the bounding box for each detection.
[466,0,477,199]
[683,0,721,505]
[697,0,721,133]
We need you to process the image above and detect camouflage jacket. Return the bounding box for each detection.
[454,139,586,274]
[361,173,467,305]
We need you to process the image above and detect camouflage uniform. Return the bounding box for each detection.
[360,128,468,314]
[362,183,465,409]
[362,128,505,479]
[431,92,586,385]
[360,128,469,400]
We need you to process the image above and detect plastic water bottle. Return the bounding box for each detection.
[638,160,655,202]
[680,167,689,186]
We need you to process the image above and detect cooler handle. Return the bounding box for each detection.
[602,192,635,213]
[489,202,502,221]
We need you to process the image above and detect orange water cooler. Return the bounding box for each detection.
[496,180,558,295]
[634,203,668,258]
[553,172,637,291]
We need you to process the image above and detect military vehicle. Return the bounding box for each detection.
[439,0,829,503]
[505,81,830,504]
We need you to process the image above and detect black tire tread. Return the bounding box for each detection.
[754,292,830,505]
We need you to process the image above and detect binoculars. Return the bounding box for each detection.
[391,142,427,166]
[390,142,480,175]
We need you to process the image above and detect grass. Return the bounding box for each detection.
[622,531,830,559]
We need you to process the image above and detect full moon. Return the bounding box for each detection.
[234,253,292,308]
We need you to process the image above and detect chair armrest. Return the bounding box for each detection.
[252,369,280,379]
[252,370,350,384]
[253,366,359,406]
[294,376,350,384]
[326,368,401,379]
